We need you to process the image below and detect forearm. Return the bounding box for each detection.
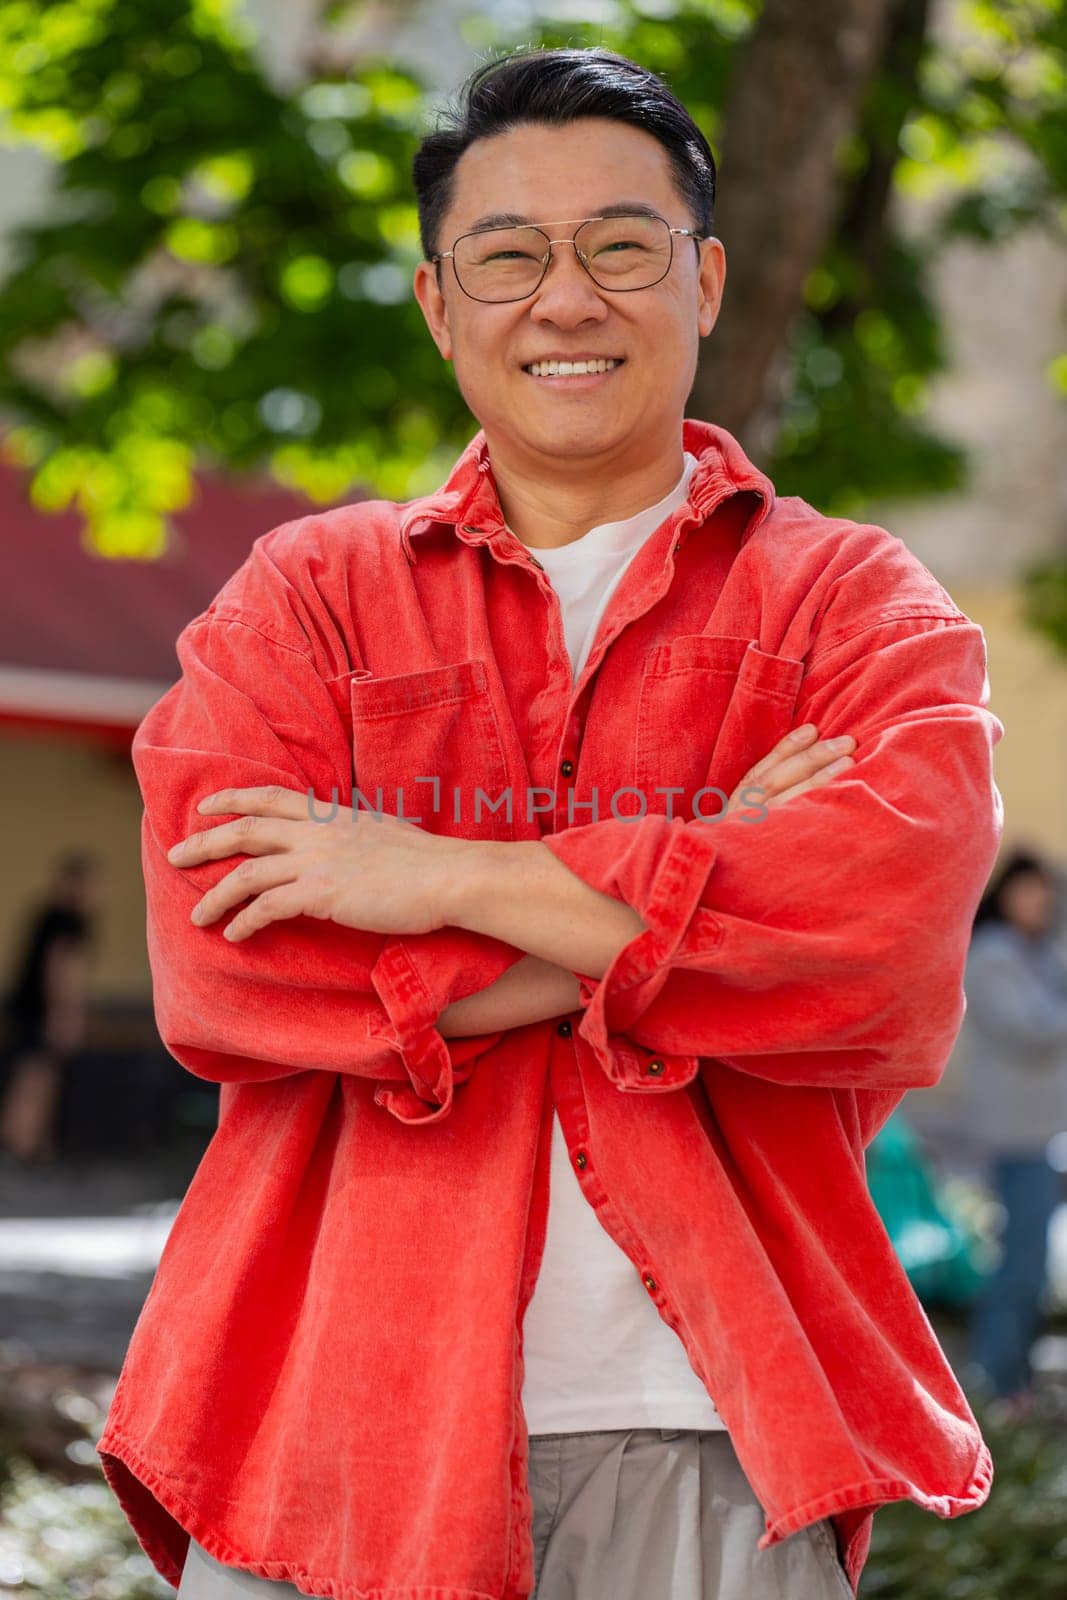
[450,839,647,978]
[437,953,581,1036]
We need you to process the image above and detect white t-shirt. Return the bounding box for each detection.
[514,450,728,1434]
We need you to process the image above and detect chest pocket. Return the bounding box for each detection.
[634,635,805,822]
[349,658,512,840]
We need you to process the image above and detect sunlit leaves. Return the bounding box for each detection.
[63,350,118,397]
[300,82,373,120]
[187,0,254,51]
[278,255,334,311]
[28,431,195,555]
[189,150,256,207]
[0,0,1062,602]
[0,0,442,555]
[164,217,241,264]
[1048,351,1067,394]
[1022,553,1067,656]
[0,0,113,155]
[338,149,396,200]
[906,0,1067,241]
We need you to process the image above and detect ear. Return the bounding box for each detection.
[697,237,726,338]
[413,260,454,362]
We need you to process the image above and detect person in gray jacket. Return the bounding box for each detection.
[961,847,1067,1418]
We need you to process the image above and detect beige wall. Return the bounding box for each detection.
[1,733,148,1006]
[949,584,1067,866]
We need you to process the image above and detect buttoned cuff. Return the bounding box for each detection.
[542,817,720,1092]
[367,937,502,1124]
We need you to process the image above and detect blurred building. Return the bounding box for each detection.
[0,467,336,1050]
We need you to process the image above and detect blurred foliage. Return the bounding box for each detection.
[1022,550,1067,656]
[0,1459,170,1597]
[0,0,1062,658]
[860,1397,1067,1597]
[775,0,1067,515]
[0,0,460,555]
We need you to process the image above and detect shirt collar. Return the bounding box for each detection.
[398,418,776,564]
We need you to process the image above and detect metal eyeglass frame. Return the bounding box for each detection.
[429,213,713,303]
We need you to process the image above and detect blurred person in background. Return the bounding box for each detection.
[0,849,99,1166]
[961,847,1067,1421]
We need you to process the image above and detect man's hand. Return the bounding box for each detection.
[727,722,855,816]
[166,786,477,943]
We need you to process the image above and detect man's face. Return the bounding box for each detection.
[413,117,725,468]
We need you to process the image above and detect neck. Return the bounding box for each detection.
[485,435,688,550]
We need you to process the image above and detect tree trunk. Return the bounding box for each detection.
[690,0,897,458]
[823,0,932,334]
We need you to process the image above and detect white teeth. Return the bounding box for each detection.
[526,358,622,377]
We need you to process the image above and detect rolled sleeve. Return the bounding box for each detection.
[542,613,1004,1094]
[368,935,513,1124]
[135,577,524,1126]
[544,817,719,1091]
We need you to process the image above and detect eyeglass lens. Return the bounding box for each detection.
[453,214,672,301]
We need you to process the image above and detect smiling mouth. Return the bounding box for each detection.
[522,357,626,377]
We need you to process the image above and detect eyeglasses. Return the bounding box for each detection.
[430,212,711,304]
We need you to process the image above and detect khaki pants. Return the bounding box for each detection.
[177,1427,854,1599]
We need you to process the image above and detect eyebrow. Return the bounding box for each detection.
[466,200,664,233]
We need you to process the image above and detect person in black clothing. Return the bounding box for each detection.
[0,850,99,1165]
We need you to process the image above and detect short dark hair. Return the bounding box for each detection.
[56,849,97,882]
[412,45,716,274]
[973,846,1061,928]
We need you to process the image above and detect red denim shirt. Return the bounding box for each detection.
[97,418,1002,1599]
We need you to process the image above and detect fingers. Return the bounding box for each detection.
[217,881,310,943]
[168,813,304,867]
[194,785,313,819]
[167,785,322,865]
[191,856,301,928]
[729,724,857,814]
[763,753,854,809]
[763,732,855,799]
[744,722,821,785]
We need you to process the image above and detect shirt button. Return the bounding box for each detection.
[560,759,574,778]
[575,1151,587,1170]
[642,1274,657,1292]
[556,1020,572,1037]
[646,1058,666,1076]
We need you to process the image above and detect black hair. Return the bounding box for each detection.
[412,45,716,276]
[973,846,1060,928]
[56,850,97,881]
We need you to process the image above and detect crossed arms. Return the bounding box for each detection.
[135,540,1003,1126]
[434,724,859,1036]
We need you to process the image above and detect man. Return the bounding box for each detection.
[97,44,1002,1600]
[1,851,98,1165]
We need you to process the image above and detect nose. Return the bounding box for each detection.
[529,239,609,323]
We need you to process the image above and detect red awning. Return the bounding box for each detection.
[0,461,354,751]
